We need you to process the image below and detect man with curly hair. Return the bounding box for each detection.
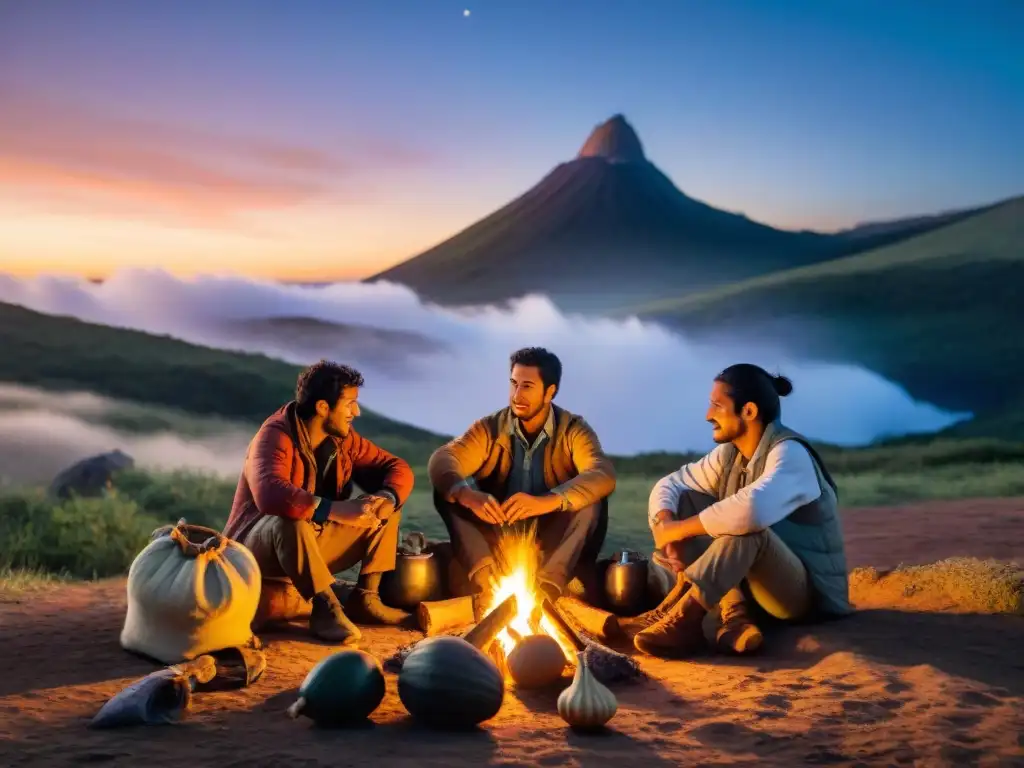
[224,360,414,645]
[428,347,616,618]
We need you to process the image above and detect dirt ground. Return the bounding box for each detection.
[1,497,1022,767]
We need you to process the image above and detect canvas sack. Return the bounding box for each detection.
[121,520,262,664]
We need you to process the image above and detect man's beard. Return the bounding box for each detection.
[512,400,546,422]
[324,420,349,439]
[710,420,744,444]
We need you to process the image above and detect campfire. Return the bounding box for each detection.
[480,528,580,667]
[391,527,644,688]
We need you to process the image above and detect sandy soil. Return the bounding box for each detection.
[1,498,1022,767]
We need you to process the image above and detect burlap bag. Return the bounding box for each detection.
[121,520,262,664]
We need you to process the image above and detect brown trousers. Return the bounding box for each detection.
[243,513,400,600]
[662,491,812,620]
[434,491,607,592]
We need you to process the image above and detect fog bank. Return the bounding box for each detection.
[0,269,968,454]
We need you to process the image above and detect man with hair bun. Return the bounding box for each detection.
[631,363,853,659]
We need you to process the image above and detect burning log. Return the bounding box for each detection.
[540,597,586,652]
[556,596,622,643]
[541,598,645,687]
[487,639,510,679]
[416,595,476,636]
[463,593,518,651]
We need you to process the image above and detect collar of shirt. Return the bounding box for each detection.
[510,406,555,449]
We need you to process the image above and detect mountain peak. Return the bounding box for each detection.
[577,114,646,163]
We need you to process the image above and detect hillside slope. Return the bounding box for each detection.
[0,301,446,454]
[368,115,946,312]
[632,195,1024,426]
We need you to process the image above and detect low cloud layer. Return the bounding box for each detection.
[0,269,968,455]
[0,384,252,488]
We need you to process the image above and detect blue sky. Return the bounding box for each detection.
[2,0,1021,277]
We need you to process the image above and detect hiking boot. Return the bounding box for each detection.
[345,588,413,626]
[621,571,691,635]
[633,589,708,658]
[715,597,764,655]
[309,590,362,645]
[344,571,413,626]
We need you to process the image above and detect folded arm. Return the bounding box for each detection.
[647,445,728,528]
[697,440,821,536]
[549,418,617,512]
[427,418,493,501]
[347,430,415,509]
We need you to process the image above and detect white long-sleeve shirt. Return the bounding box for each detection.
[647,441,822,537]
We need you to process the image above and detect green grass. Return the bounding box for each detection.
[4,461,1023,587]
[0,566,72,593]
[626,195,1024,428]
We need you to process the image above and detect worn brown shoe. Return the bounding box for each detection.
[621,571,692,635]
[633,589,709,658]
[715,599,764,655]
[309,591,362,645]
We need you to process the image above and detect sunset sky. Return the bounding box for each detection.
[1,0,1021,281]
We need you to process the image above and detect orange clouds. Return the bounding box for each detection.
[0,85,432,228]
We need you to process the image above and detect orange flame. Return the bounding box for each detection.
[482,527,577,663]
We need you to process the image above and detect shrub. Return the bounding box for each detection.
[0,490,158,579]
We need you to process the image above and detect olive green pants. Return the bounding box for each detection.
[660,491,812,620]
[243,513,401,600]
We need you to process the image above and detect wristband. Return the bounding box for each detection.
[311,496,331,524]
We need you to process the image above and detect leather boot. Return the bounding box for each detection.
[633,588,708,658]
[621,571,691,635]
[715,588,763,655]
[309,589,362,645]
[345,572,413,626]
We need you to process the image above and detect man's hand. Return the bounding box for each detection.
[652,509,674,526]
[502,492,561,524]
[651,519,682,550]
[360,493,397,521]
[652,515,707,550]
[455,487,504,524]
[328,498,381,528]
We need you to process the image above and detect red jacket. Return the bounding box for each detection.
[223,402,414,543]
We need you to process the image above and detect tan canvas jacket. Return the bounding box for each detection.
[428,404,616,511]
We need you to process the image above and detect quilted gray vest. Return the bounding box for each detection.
[717,421,853,616]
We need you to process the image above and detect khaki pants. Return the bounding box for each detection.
[243,513,400,600]
[660,491,812,620]
[434,491,607,592]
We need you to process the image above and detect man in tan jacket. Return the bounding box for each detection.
[428,347,616,616]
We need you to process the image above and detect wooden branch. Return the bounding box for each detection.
[487,640,510,679]
[540,597,586,653]
[463,594,518,651]
[416,596,476,636]
[556,596,622,642]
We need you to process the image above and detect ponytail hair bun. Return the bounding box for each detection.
[771,374,793,397]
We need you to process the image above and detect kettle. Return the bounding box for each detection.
[603,550,649,616]
[379,551,443,609]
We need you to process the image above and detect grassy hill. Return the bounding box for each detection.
[630,195,1024,433]
[0,301,447,463]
